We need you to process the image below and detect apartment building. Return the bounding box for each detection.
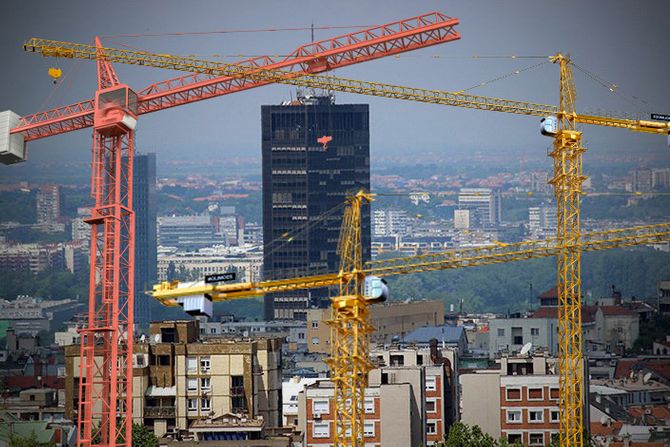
[297,343,459,447]
[306,300,444,354]
[461,354,563,446]
[64,320,282,441]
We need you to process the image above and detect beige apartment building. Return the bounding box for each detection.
[64,320,282,441]
[297,344,459,447]
[460,354,564,446]
[306,300,444,354]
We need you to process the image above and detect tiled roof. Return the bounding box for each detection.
[531,305,598,323]
[614,359,670,381]
[598,306,636,317]
[539,286,558,299]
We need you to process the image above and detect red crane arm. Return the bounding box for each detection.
[13,11,459,142]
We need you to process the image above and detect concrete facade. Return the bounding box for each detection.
[306,300,445,354]
[64,320,283,441]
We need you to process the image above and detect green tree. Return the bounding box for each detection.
[439,422,501,447]
[9,431,55,447]
[91,423,158,447]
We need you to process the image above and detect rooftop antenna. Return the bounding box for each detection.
[311,22,315,42]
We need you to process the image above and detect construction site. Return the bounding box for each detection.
[1,2,669,447]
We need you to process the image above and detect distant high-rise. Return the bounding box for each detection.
[530,171,550,194]
[457,188,502,228]
[373,208,409,237]
[632,167,653,193]
[262,94,371,320]
[36,184,60,227]
[131,152,157,326]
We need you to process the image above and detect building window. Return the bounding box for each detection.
[528,387,544,400]
[210,328,217,334]
[497,328,505,337]
[507,433,522,444]
[550,409,560,422]
[187,399,197,411]
[426,400,437,413]
[201,377,211,390]
[426,422,437,434]
[390,354,404,366]
[298,332,305,340]
[364,397,375,414]
[313,399,329,414]
[187,357,197,373]
[201,398,211,411]
[506,410,522,423]
[549,387,560,400]
[313,422,330,438]
[136,355,144,366]
[364,422,375,438]
[425,376,437,391]
[529,409,544,423]
[506,388,521,401]
[531,327,540,336]
[200,357,211,373]
[312,321,319,328]
[529,433,544,446]
[187,378,197,391]
[312,337,319,345]
[158,355,170,366]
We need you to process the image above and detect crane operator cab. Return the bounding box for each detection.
[94,85,139,136]
[364,276,389,304]
[540,115,558,137]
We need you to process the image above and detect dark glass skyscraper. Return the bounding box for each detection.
[262,94,371,320]
[131,152,157,326]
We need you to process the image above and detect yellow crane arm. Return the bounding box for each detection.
[151,221,670,305]
[24,38,670,135]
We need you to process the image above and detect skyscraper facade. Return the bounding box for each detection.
[36,184,60,230]
[262,94,371,320]
[457,188,502,228]
[131,152,157,326]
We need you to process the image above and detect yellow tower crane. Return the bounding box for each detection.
[26,38,670,447]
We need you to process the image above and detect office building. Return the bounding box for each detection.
[64,320,282,440]
[158,214,221,250]
[528,205,558,236]
[262,94,370,320]
[157,246,263,283]
[454,209,470,229]
[530,171,550,194]
[372,208,409,237]
[36,184,62,232]
[457,188,502,228]
[306,300,445,353]
[632,168,653,193]
[130,153,157,326]
[652,168,670,189]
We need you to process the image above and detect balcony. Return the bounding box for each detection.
[144,406,176,418]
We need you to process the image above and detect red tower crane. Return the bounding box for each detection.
[1,12,460,447]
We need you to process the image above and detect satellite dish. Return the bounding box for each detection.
[520,342,533,356]
[154,334,161,343]
[600,416,608,425]
[643,372,652,384]
[140,334,146,343]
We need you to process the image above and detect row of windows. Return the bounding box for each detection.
[312,397,376,415]
[506,408,560,423]
[496,327,541,337]
[187,398,210,412]
[506,432,558,446]
[187,377,211,391]
[505,386,559,401]
[313,421,375,438]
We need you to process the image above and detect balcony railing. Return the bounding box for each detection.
[144,406,176,418]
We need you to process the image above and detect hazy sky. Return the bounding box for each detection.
[1,0,669,166]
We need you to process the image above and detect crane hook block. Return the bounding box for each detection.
[48,67,62,82]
